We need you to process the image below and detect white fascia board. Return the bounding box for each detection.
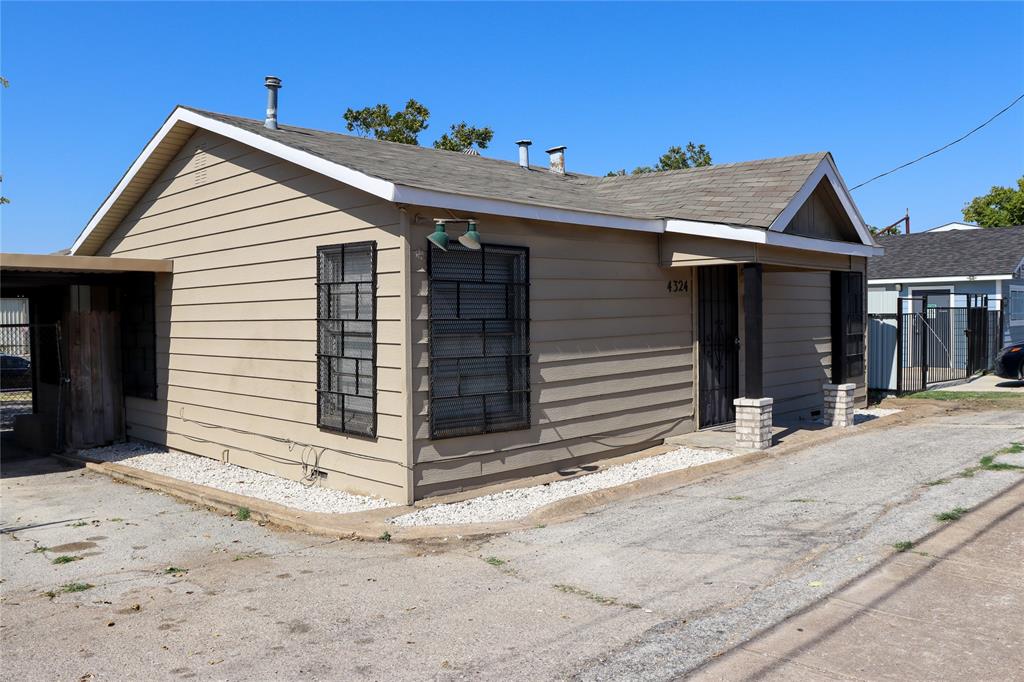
[767,156,875,247]
[666,219,883,257]
[868,274,1013,285]
[392,185,664,233]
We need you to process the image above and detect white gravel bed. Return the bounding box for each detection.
[389,446,735,527]
[80,442,396,514]
[853,407,902,425]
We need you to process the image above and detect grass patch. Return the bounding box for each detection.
[60,582,93,593]
[483,556,506,567]
[51,555,82,565]
[235,507,251,521]
[934,507,968,522]
[893,541,914,552]
[378,531,391,543]
[904,390,1024,402]
[163,566,188,576]
[554,583,640,609]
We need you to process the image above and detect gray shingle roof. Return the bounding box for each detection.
[187,108,827,229]
[868,226,1024,280]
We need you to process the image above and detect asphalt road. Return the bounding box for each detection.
[1,407,1022,681]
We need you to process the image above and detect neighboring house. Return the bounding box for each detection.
[925,221,979,232]
[867,226,1024,345]
[0,99,880,504]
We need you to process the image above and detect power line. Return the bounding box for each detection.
[850,93,1024,191]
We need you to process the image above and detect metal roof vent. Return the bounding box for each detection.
[546,145,566,174]
[516,140,532,168]
[462,148,481,156]
[264,76,282,130]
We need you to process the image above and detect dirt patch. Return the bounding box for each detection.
[47,541,97,553]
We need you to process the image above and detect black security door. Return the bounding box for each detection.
[698,265,739,428]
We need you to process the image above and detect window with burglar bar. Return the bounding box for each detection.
[831,270,865,383]
[317,242,376,437]
[428,242,530,439]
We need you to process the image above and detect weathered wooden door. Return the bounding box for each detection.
[698,265,739,428]
[67,310,124,447]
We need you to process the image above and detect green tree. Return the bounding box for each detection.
[343,99,430,145]
[606,141,713,176]
[962,176,1024,227]
[433,121,494,153]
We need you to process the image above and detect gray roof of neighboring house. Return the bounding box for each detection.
[187,108,828,229]
[868,225,1024,280]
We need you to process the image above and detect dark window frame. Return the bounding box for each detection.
[120,273,158,400]
[831,270,865,383]
[316,241,377,438]
[427,242,530,440]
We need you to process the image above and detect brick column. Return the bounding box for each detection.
[823,383,856,427]
[734,397,773,450]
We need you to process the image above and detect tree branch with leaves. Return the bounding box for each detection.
[607,141,712,176]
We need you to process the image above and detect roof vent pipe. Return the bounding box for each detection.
[264,76,282,130]
[516,140,532,169]
[546,145,566,175]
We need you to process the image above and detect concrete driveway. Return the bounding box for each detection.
[2,407,1022,681]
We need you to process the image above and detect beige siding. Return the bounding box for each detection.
[409,212,695,497]
[97,129,410,502]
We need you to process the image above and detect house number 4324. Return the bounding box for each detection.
[666,279,689,293]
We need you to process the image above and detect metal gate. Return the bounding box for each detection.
[698,265,739,428]
[0,322,65,447]
[869,296,1003,393]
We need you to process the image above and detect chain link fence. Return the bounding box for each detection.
[1,323,34,429]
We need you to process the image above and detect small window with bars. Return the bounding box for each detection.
[317,242,376,437]
[428,243,530,439]
[832,270,865,382]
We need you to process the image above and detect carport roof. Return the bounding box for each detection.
[0,253,172,274]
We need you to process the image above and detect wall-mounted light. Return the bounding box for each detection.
[427,218,481,251]
[428,220,449,250]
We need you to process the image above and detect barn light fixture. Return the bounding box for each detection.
[428,220,450,250]
[428,218,481,251]
[458,220,481,250]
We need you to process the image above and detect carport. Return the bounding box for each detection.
[0,253,171,453]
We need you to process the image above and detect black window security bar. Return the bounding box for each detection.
[317,242,376,438]
[121,272,157,399]
[831,271,865,383]
[428,243,530,439]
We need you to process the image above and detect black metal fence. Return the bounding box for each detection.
[877,296,1004,394]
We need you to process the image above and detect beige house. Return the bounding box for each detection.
[2,102,881,504]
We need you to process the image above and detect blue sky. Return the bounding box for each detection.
[2,1,1022,253]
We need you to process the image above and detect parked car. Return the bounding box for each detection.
[0,354,32,391]
[993,344,1024,381]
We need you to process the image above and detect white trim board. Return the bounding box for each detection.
[869,275,1014,285]
[667,219,883,257]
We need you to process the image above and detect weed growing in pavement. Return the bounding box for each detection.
[553,583,640,609]
[379,531,392,543]
[163,566,188,576]
[60,582,93,593]
[235,507,251,521]
[893,541,914,552]
[484,556,506,567]
[787,498,815,503]
[31,545,49,554]
[725,496,747,501]
[51,556,82,565]
[43,590,57,600]
[68,521,88,528]
[935,507,968,522]
[979,451,1024,472]
[925,478,950,486]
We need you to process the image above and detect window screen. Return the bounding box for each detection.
[831,271,865,383]
[317,242,376,437]
[428,243,529,439]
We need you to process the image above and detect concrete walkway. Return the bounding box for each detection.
[936,373,1024,392]
[695,478,1024,680]
[2,408,1023,681]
